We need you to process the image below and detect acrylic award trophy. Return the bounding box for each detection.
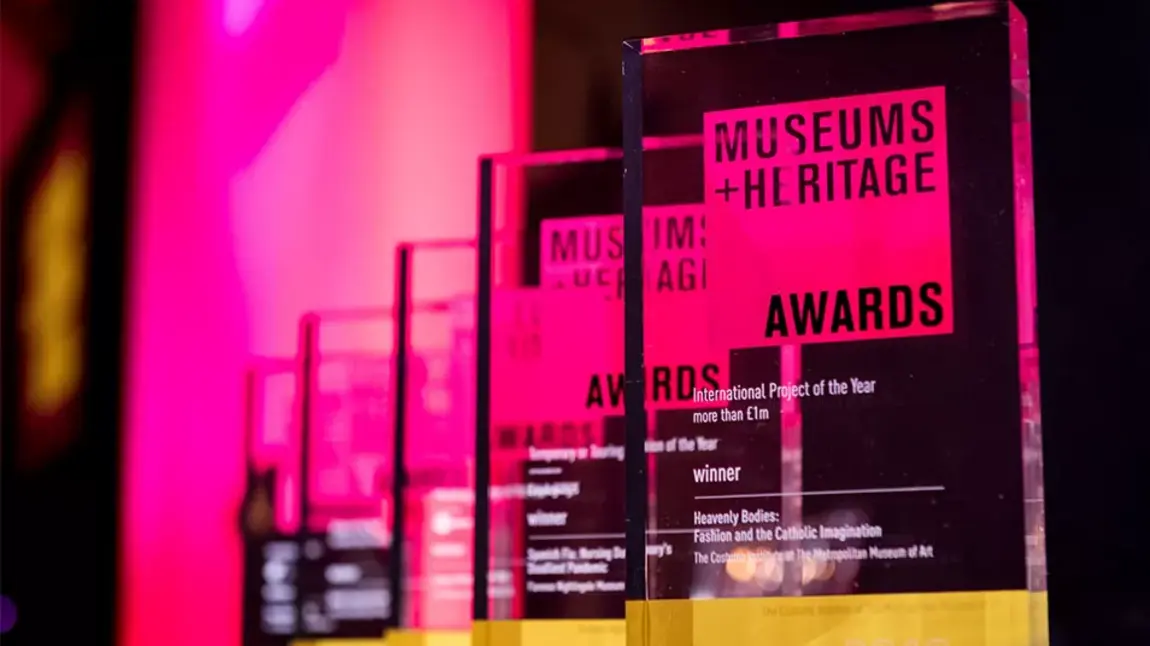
[240,357,302,646]
[622,2,1045,646]
[474,148,635,646]
[389,240,477,646]
[295,309,396,640]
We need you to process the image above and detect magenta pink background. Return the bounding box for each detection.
[704,87,953,348]
[124,2,530,644]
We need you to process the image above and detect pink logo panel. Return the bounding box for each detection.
[537,207,727,414]
[704,87,953,348]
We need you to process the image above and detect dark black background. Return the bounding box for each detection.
[1,1,135,645]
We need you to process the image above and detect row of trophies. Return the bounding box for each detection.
[242,4,1047,646]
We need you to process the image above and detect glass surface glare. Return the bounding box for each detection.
[622,2,1046,645]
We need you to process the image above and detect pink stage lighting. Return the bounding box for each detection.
[123,1,531,645]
